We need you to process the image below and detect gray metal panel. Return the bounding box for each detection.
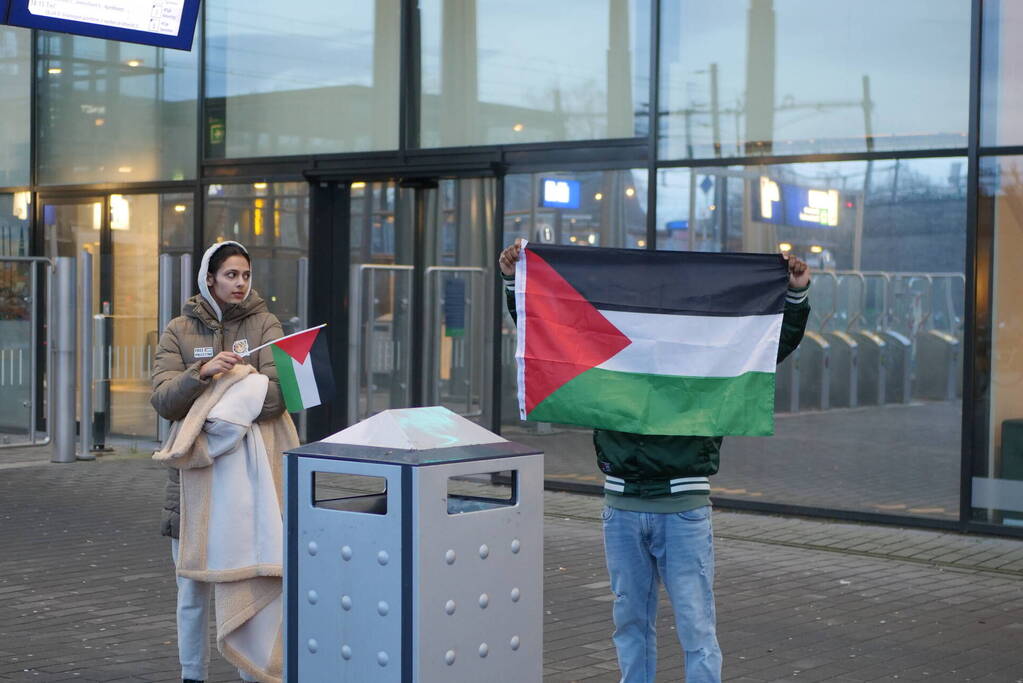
[295,457,404,682]
[412,454,543,683]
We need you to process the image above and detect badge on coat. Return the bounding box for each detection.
[193,347,214,359]
[232,339,249,355]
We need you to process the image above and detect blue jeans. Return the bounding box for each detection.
[602,506,722,683]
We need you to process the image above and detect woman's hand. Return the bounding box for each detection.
[499,238,525,277]
[784,253,811,289]
[199,351,243,379]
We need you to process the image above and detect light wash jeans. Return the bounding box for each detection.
[602,505,722,683]
[171,539,259,682]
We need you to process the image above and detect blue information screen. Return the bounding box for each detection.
[5,0,201,51]
[752,177,841,229]
[540,178,581,209]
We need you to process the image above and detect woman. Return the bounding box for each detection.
[151,241,286,683]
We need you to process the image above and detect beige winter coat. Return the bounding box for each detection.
[152,290,285,538]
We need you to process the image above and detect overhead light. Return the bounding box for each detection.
[117,166,133,173]
[92,202,102,230]
[12,192,30,220]
[594,192,603,201]
[512,123,524,132]
[810,245,824,254]
[47,67,62,75]
[351,181,367,189]
[94,118,105,127]
[587,233,597,245]
[708,204,717,211]
[778,242,793,253]
[569,235,578,243]
[110,195,130,230]
[127,59,142,67]
[253,182,268,190]
[173,204,187,213]
[637,239,646,248]
[625,187,635,197]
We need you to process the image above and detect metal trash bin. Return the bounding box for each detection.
[283,406,544,682]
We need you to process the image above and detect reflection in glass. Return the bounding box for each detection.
[36,33,198,184]
[659,1,969,159]
[205,0,399,158]
[204,182,309,331]
[0,194,35,444]
[656,158,966,519]
[347,179,497,426]
[419,0,651,147]
[0,28,31,187]
[974,157,1023,526]
[981,1,1023,146]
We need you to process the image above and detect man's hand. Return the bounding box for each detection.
[784,253,811,289]
[499,238,525,277]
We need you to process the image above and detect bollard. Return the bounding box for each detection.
[51,257,77,463]
[157,253,175,443]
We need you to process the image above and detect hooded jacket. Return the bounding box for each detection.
[152,241,286,538]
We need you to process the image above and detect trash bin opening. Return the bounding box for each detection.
[447,470,517,515]
[312,472,387,515]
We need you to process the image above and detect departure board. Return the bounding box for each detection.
[4,0,200,50]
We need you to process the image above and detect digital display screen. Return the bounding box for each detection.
[5,0,201,50]
[753,177,840,229]
[540,178,581,209]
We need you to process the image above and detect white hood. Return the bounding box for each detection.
[197,240,251,321]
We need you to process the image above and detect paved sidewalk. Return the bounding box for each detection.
[2,450,1023,682]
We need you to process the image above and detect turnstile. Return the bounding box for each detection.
[914,329,961,401]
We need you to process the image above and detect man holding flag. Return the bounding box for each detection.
[499,239,810,683]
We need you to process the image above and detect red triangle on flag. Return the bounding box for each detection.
[274,327,320,364]
[523,249,631,414]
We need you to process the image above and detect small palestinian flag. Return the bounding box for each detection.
[252,324,334,413]
[515,242,788,436]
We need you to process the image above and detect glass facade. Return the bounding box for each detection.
[0,28,31,187]
[36,33,198,185]
[4,3,1020,533]
[658,1,970,159]
[204,182,310,331]
[981,1,1023,146]
[975,157,1023,526]
[420,0,651,147]
[205,0,400,158]
[658,160,966,518]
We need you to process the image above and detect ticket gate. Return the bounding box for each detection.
[823,330,858,408]
[853,330,886,405]
[914,329,961,401]
[879,329,913,404]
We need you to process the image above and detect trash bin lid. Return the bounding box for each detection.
[287,406,541,466]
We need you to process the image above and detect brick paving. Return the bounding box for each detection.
[2,449,1023,682]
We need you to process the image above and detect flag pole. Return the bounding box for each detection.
[242,323,327,357]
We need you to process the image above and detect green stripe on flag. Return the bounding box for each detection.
[272,345,304,413]
[527,367,777,436]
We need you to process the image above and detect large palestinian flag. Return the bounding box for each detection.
[514,242,789,436]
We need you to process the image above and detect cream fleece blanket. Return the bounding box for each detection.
[154,364,299,683]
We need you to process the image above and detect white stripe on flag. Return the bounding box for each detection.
[670,483,711,493]
[514,239,530,421]
[292,354,321,409]
[597,310,783,378]
[605,475,626,484]
[670,477,709,485]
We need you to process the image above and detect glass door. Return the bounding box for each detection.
[348,177,496,426]
[43,193,193,443]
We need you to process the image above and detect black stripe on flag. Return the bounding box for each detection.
[528,245,788,316]
[309,332,336,404]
